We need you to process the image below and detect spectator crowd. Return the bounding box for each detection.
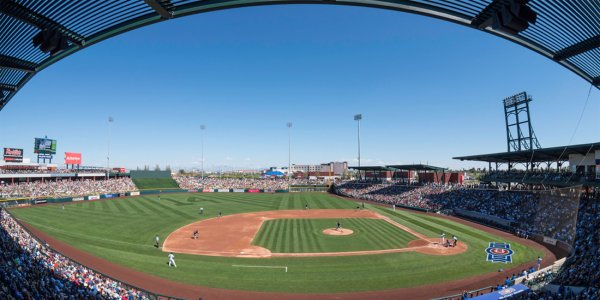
[0,209,151,299]
[175,176,325,190]
[0,178,137,199]
[335,181,600,290]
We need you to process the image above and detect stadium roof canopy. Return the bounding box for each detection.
[453,142,600,163]
[1,0,599,111]
[386,164,447,172]
[350,164,447,172]
[349,166,395,171]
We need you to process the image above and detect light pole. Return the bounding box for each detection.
[107,117,114,177]
[354,114,362,179]
[287,122,292,186]
[200,125,206,179]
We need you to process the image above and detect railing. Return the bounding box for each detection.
[3,209,186,300]
[430,286,493,300]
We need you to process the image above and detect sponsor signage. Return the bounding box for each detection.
[72,197,84,202]
[34,138,57,154]
[202,189,213,193]
[248,189,261,193]
[104,194,115,198]
[485,242,513,263]
[34,199,47,204]
[543,236,558,246]
[471,284,529,300]
[87,195,100,200]
[217,189,230,193]
[188,189,198,193]
[233,189,245,193]
[3,148,23,162]
[64,152,82,165]
[130,191,140,196]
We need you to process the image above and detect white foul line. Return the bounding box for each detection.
[232,264,288,272]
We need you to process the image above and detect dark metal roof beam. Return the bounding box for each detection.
[470,0,507,28]
[554,35,600,61]
[0,55,36,73]
[0,84,17,92]
[593,77,600,88]
[144,0,173,19]
[0,0,85,46]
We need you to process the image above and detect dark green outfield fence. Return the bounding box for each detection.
[129,170,172,179]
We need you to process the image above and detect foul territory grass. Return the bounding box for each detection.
[254,218,415,252]
[9,193,544,293]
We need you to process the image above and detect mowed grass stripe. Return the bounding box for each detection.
[353,218,390,249]
[370,219,412,247]
[362,219,397,248]
[300,219,317,252]
[255,218,417,253]
[10,192,543,293]
[119,198,149,215]
[143,199,196,219]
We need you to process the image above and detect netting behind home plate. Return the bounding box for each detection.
[517,186,582,245]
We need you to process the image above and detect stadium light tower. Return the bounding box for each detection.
[287,122,292,185]
[354,113,362,168]
[200,125,206,179]
[107,117,114,177]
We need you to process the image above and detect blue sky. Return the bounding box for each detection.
[1,5,598,171]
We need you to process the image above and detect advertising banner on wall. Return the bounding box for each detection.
[233,189,245,193]
[64,152,82,165]
[87,195,100,200]
[248,189,261,193]
[217,189,230,193]
[3,148,23,162]
[130,191,140,196]
[202,189,213,193]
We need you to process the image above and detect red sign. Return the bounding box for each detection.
[248,189,261,193]
[3,148,23,162]
[64,152,82,165]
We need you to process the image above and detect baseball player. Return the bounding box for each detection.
[168,252,177,268]
[155,234,160,248]
[536,256,542,270]
[336,220,341,231]
[440,232,446,245]
[199,207,204,214]
[62,204,65,210]
[452,235,458,247]
[218,211,222,218]
[192,229,199,239]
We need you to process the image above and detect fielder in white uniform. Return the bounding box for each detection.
[168,252,177,267]
[440,232,446,245]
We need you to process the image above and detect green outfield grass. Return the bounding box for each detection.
[131,178,179,189]
[9,193,544,293]
[254,218,415,253]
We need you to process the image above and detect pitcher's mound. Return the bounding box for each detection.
[323,228,354,236]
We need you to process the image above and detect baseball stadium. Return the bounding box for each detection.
[1,1,599,300]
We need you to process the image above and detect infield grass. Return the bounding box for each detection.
[9,193,544,293]
[254,218,415,252]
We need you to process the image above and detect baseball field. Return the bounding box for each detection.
[9,192,547,298]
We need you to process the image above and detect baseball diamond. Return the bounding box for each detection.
[9,192,548,298]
